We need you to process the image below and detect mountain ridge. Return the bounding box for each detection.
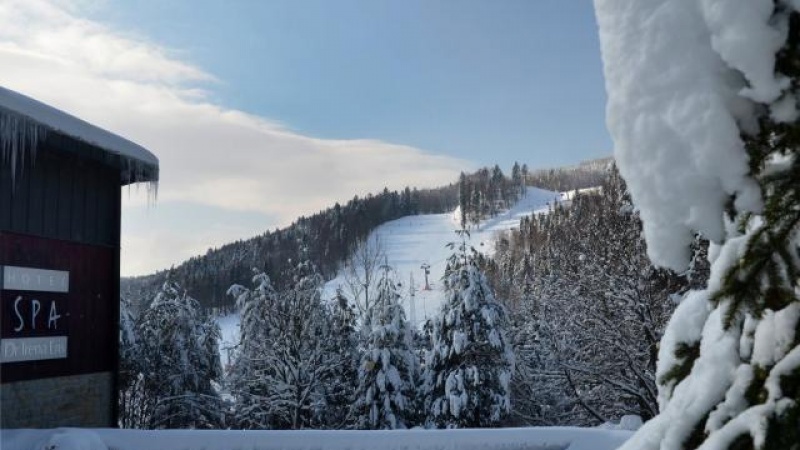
[121,157,612,311]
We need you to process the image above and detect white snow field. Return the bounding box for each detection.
[323,186,563,328]
[2,426,632,450]
[216,312,241,369]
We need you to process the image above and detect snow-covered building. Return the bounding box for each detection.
[0,87,158,428]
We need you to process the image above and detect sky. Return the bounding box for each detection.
[0,0,611,276]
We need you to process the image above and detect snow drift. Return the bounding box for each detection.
[2,427,632,450]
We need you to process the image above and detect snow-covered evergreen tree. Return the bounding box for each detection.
[229,262,343,429]
[226,271,278,429]
[423,234,514,428]
[118,295,146,428]
[271,261,342,429]
[596,1,800,448]
[459,172,469,230]
[326,287,360,428]
[138,279,224,429]
[353,267,417,429]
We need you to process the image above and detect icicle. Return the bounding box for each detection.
[1,105,158,201]
[123,156,159,205]
[1,107,46,188]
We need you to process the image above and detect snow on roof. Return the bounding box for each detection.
[0,86,158,183]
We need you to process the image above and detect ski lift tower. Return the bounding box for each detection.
[420,263,431,290]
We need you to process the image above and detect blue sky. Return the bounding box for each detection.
[91,0,610,168]
[2,0,610,274]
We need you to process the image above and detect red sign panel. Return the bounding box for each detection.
[0,232,117,383]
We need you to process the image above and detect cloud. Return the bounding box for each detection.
[0,0,472,275]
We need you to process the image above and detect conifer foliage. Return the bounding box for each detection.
[118,295,147,428]
[423,233,514,428]
[490,167,689,426]
[137,279,224,429]
[227,262,347,430]
[457,165,526,229]
[226,271,280,429]
[353,267,418,429]
[326,288,360,428]
[595,1,800,448]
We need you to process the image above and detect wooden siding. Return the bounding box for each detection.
[1,146,121,385]
[1,147,121,247]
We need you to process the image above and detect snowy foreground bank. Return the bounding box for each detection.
[2,427,631,450]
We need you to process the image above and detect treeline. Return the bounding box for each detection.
[119,245,514,430]
[457,163,527,228]
[121,156,612,315]
[123,184,459,311]
[487,166,708,426]
[525,157,612,192]
[123,156,607,313]
[456,157,612,230]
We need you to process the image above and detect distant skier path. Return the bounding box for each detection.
[323,186,561,328]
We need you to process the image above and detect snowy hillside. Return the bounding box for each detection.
[216,187,562,365]
[323,186,561,327]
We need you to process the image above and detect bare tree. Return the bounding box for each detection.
[494,168,686,426]
[343,234,386,320]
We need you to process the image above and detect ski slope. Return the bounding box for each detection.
[323,186,561,328]
[217,187,562,362]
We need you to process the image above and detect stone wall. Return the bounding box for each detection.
[1,372,113,428]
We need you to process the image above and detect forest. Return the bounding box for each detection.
[118,158,682,430]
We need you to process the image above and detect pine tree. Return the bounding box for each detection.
[273,261,341,429]
[227,271,280,429]
[326,287,360,428]
[423,233,515,428]
[231,262,342,429]
[138,279,224,429]
[512,162,524,197]
[118,295,146,428]
[604,3,800,449]
[470,188,482,229]
[521,164,529,187]
[459,172,469,230]
[353,267,417,429]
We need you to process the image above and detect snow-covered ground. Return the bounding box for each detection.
[2,426,632,450]
[216,312,240,369]
[216,187,561,353]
